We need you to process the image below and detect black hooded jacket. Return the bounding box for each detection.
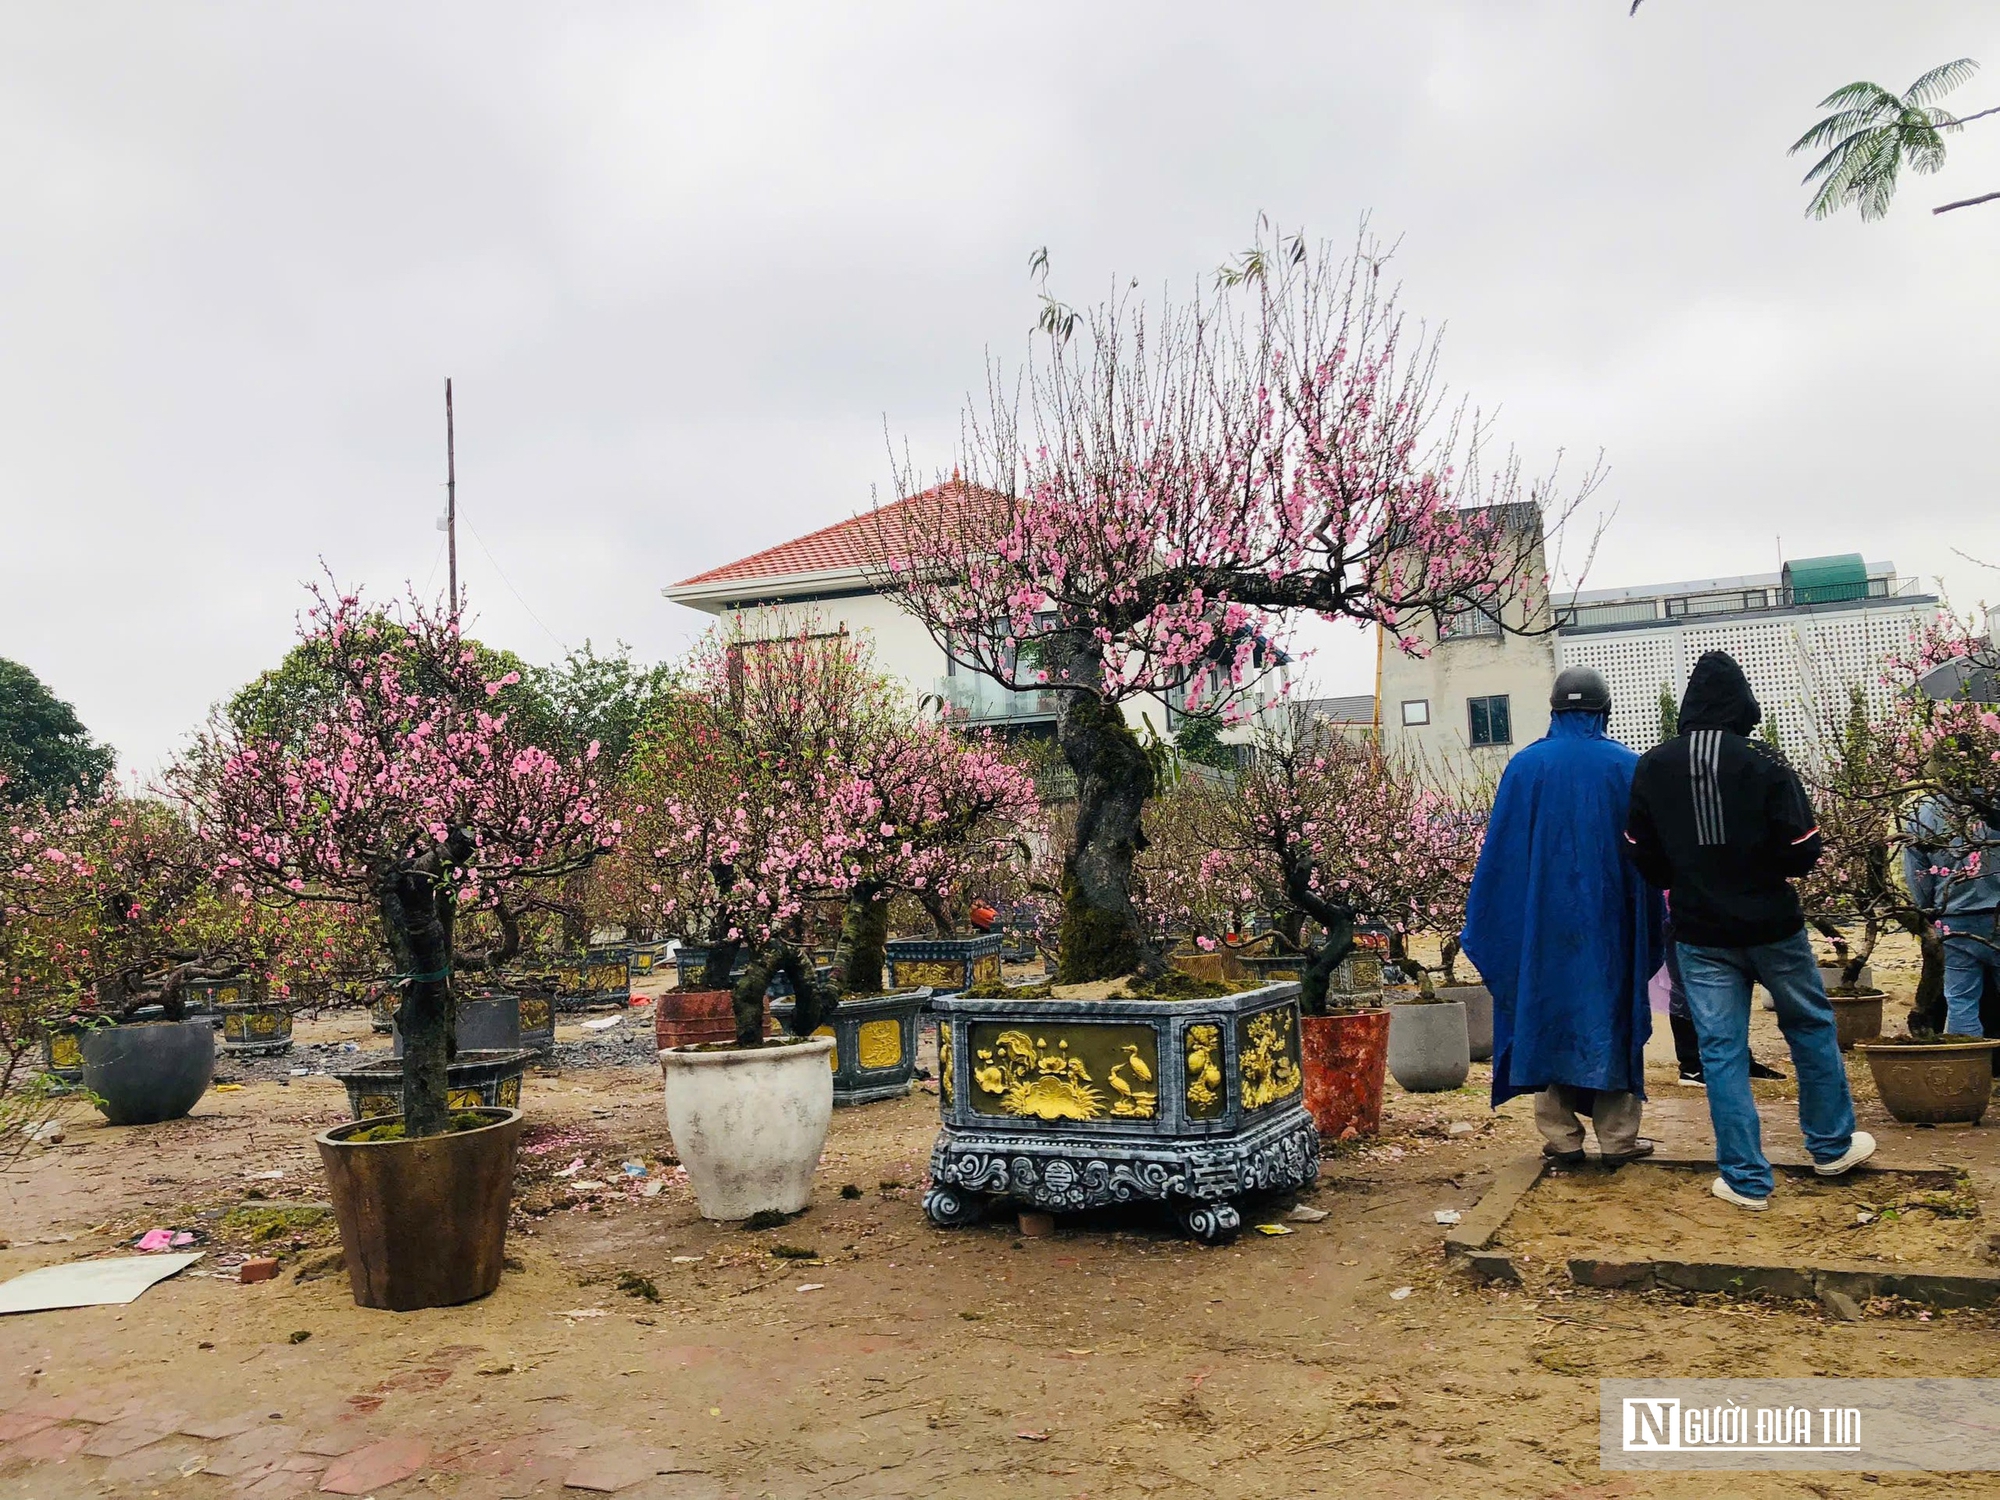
[1624,651,1824,948]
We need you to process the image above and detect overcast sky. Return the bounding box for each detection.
[4,2,1996,776]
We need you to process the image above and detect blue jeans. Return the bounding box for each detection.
[1676,929,1857,1199]
[1942,912,2000,1037]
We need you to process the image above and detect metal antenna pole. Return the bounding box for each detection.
[446,378,458,619]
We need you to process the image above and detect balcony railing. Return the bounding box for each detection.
[934,675,1059,725]
[1558,575,1923,630]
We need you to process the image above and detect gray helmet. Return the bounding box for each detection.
[1550,665,1611,715]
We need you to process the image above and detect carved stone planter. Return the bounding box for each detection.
[220,1000,294,1057]
[1240,951,1383,996]
[627,941,673,979]
[184,974,265,1027]
[771,988,931,1106]
[886,935,1002,996]
[926,981,1320,1243]
[40,1018,88,1086]
[392,991,522,1055]
[549,947,633,1011]
[331,1049,532,1121]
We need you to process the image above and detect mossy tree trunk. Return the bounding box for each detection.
[1054,690,1159,983]
[732,938,840,1047]
[830,881,889,996]
[697,861,744,991]
[375,851,461,1139]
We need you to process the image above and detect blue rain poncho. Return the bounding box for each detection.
[1461,711,1664,1107]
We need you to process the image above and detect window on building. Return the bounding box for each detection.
[1400,699,1431,727]
[1468,694,1512,747]
[1439,607,1503,640]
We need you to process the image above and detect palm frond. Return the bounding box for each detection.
[1791,109,1886,156]
[1813,80,1901,114]
[1905,57,1980,107]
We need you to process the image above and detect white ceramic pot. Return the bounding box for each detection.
[659,1037,835,1220]
[1387,1000,1470,1093]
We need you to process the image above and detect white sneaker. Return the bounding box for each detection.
[1813,1131,1877,1177]
[1711,1176,1769,1211]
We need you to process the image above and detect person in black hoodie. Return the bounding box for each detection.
[1625,651,1874,1211]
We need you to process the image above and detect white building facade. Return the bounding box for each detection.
[663,484,1284,745]
[1381,552,1938,767]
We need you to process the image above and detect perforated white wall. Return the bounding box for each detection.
[1557,631,1683,751]
[1556,600,1934,758]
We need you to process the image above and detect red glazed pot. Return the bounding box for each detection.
[1300,1008,1390,1139]
[655,989,735,1050]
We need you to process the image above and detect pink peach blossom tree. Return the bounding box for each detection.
[181,587,615,1138]
[630,626,1039,1042]
[1200,712,1484,1010]
[878,231,1589,980]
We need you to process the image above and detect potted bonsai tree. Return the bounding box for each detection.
[23,791,265,1126]
[867,231,1588,1233]
[630,627,892,1218]
[183,584,615,1311]
[790,704,1039,1102]
[1205,713,1476,1127]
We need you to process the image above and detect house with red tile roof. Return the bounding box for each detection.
[664,479,1288,743]
[663,480,1070,731]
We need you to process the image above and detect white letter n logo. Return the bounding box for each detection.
[1624,1398,1681,1450]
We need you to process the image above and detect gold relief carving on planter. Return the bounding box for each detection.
[893,959,967,989]
[518,996,552,1030]
[585,963,626,993]
[217,986,241,1005]
[358,1092,397,1118]
[447,1087,482,1110]
[971,954,1002,984]
[856,1019,902,1070]
[967,1024,1157,1121]
[48,1032,82,1069]
[940,1025,954,1103]
[814,1024,838,1071]
[495,1077,522,1108]
[1237,1007,1302,1110]
[1184,1024,1225,1118]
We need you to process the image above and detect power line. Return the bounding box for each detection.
[463,515,570,655]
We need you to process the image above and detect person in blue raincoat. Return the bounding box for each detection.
[1461,666,1665,1165]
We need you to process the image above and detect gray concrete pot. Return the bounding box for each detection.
[81,1019,215,1125]
[1436,984,1493,1063]
[1387,1001,1470,1093]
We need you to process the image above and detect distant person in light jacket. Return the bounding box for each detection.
[1902,794,2000,1038]
[1625,651,1874,1212]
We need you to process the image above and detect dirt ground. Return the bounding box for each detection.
[7,945,2000,1498]
[1504,1162,1989,1273]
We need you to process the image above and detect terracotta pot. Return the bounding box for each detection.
[655,988,736,1050]
[1300,1009,1389,1138]
[316,1107,523,1311]
[1820,962,1874,992]
[1828,990,1885,1052]
[1858,1039,2000,1125]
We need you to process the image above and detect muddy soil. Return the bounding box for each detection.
[5,950,2000,1498]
